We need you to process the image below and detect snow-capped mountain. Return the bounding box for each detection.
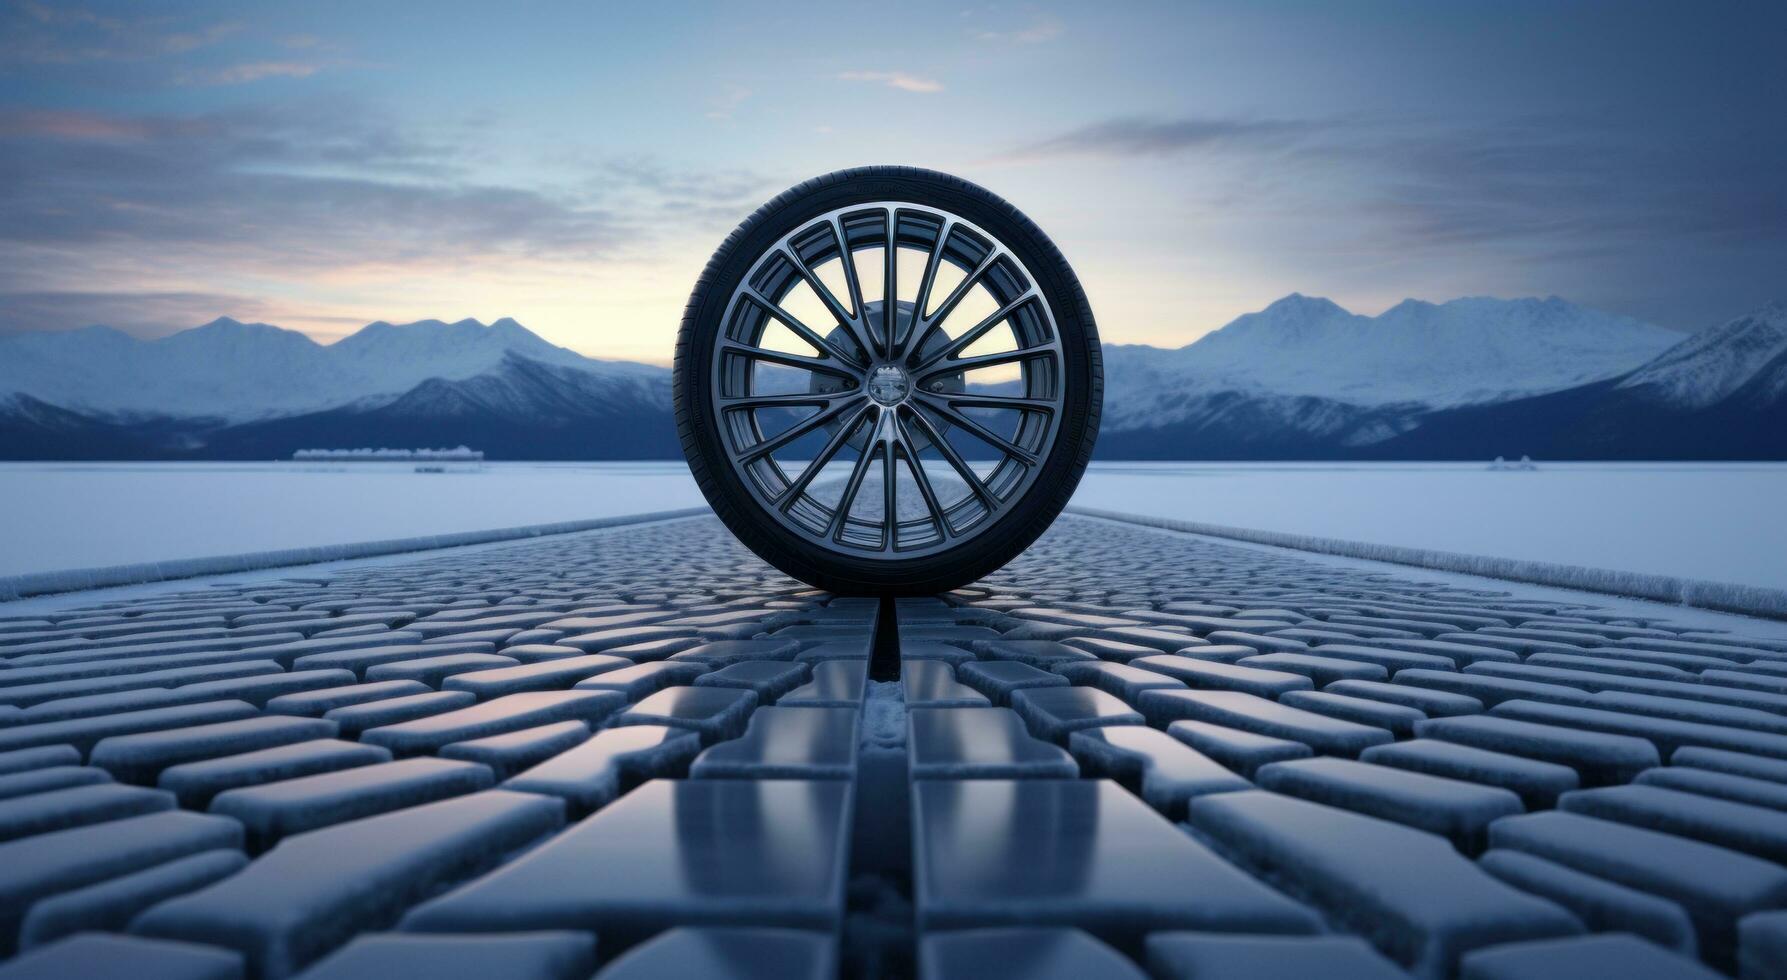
[1102,294,1681,432]
[1614,301,1787,409]
[0,316,662,422]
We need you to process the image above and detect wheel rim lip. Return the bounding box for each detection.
[705,199,1069,563]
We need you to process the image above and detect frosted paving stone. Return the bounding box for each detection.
[1145,933,1408,980]
[401,779,849,947]
[1165,719,1312,777]
[1068,726,1250,818]
[693,661,810,703]
[1010,686,1144,743]
[1051,661,1185,703]
[1527,652,1696,681]
[0,810,243,954]
[363,653,519,687]
[324,691,475,737]
[92,717,339,787]
[264,680,431,717]
[288,641,496,678]
[778,660,866,707]
[1468,664,1787,715]
[921,928,1147,980]
[1254,757,1523,853]
[361,691,625,757]
[1477,849,1698,956]
[1489,699,1787,762]
[439,654,629,699]
[572,661,708,701]
[594,927,834,980]
[895,641,972,667]
[0,700,259,757]
[611,686,757,743]
[690,706,856,779]
[420,629,523,648]
[1279,690,1426,737]
[438,721,590,780]
[248,632,426,669]
[599,637,701,662]
[969,640,1098,668]
[1361,740,1579,810]
[1098,626,1214,653]
[0,660,286,709]
[1704,669,1787,695]
[1141,690,1395,757]
[0,765,109,800]
[1203,630,1313,655]
[0,746,79,776]
[1739,911,1787,980]
[1392,670,1597,709]
[1558,785,1787,864]
[211,756,496,850]
[1415,715,1659,785]
[792,638,874,662]
[914,779,1320,949]
[0,782,175,842]
[1638,766,1787,811]
[1360,639,1519,667]
[1239,653,1388,686]
[500,643,592,663]
[408,611,566,638]
[1488,811,1787,966]
[555,626,697,654]
[901,661,989,708]
[159,739,393,809]
[1186,790,1580,979]
[17,849,247,951]
[908,707,1077,779]
[503,725,701,817]
[668,639,801,666]
[957,661,1070,706]
[0,934,243,980]
[1458,934,1721,980]
[134,790,564,980]
[1299,643,1459,674]
[295,931,595,980]
[1672,746,1787,784]
[1324,679,1483,717]
[1589,691,1787,738]
[1129,656,1313,698]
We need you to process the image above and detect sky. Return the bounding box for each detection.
[2,0,1783,364]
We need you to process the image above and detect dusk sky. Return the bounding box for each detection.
[3,0,1783,363]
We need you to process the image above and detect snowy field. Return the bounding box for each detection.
[1,460,1782,593]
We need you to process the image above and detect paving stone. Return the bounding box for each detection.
[1051,661,1185,703]
[323,691,476,737]
[1188,790,1580,978]
[0,746,80,777]
[957,660,1070,706]
[134,790,563,980]
[908,707,1077,779]
[915,779,1320,949]
[1239,652,1389,686]
[0,933,243,980]
[693,661,810,703]
[0,660,287,709]
[1393,669,1597,709]
[969,640,1098,668]
[667,639,800,666]
[264,680,431,717]
[401,779,849,947]
[1010,686,1144,743]
[502,724,701,817]
[439,721,590,781]
[17,849,247,952]
[1672,746,1787,784]
[1637,766,1787,811]
[691,707,856,779]
[1415,715,1660,785]
[1488,811,1787,966]
[595,927,835,980]
[210,757,495,851]
[90,716,338,785]
[1130,656,1313,698]
[1558,784,1787,864]
[1279,690,1426,737]
[555,626,698,654]
[1304,643,1460,673]
[0,700,260,757]
[360,691,624,757]
[295,931,596,980]
[1260,755,1524,852]
[1165,718,1312,777]
[1739,910,1787,980]
[158,739,393,809]
[1068,726,1250,818]
[1060,636,1162,664]
[611,686,757,743]
[901,661,989,707]
[363,653,520,687]
[500,642,594,663]
[0,782,176,842]
[0,810,243,954]
[777,660,866,707]
[1477,849,1698,956]
[1489,698,1787,761]
[1361,739,1579,810]
[0,764,110,800]
[922,928,1147,980]
[1458,933,1722,980]
[1324,679,1483,716]
[571,660,708,701]
[1142,690,1394,757]
[288,641,496,677]
[1145,933,1408,980]
[791,638,874,661]
[439,655,629,699]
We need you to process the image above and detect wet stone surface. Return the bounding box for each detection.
[2,514,1787,976]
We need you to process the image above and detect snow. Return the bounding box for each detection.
[1617,301,1787,408]
[1070,461,1787,592]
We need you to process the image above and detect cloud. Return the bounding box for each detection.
[837,70,944,94]
[0,289,278,336]
[705,83,752,121]
[997,115,1315,162]
[0,3,240,65]
[177,60,325,86]
[974,16,1063,44]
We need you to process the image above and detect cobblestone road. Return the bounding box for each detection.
[1,514,1785,979]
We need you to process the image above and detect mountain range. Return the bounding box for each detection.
[2,297,1783,460]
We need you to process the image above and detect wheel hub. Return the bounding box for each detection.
[866,365,911,406]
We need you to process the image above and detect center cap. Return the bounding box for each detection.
[867,365,911,406]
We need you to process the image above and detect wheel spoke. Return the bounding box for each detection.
[903,404,996,509]
[739,287,864,367]
[721,390,855,411]
[720,341,859,379]
[776,403,872,509]
[785,245,879,364]
[902,217,952,359]
[880,435,898,552]
[738,397,859,462]
[928,392,1058,413]
[827,220,867,324]
[825,416,883,540]
[913,393,1039,466]
[912,291,1039,373]
[914,344,1055,382]
[883,209,899,355]
[895,410,953,539]
[903,248,1002,366]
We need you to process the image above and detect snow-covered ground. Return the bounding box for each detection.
[1072,461,1787,592]
[1,460,1782,593]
